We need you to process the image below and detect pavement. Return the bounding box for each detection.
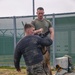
[65,72,75,75]
[53,70,75,75]
[53,73,75,75]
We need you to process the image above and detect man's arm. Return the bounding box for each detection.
[49,27,54,41]
[39,37,53,46]
[34,28,43,34]
[47,20,54,41]
[14,45,22,72]
[31,20,43,34]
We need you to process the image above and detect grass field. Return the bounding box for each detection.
[0,67,55,75]
[0,68,27,75]
[0,68,75,75]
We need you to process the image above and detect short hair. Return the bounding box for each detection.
[37,7,44,11]
[24,23,34,31]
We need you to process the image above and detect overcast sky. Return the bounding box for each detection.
[0,0,75,17]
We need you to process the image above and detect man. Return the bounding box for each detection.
[14,24,53,75]
[31,7,54,75]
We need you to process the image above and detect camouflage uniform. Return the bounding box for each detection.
[14,35,52,75]
[27,61,50,75]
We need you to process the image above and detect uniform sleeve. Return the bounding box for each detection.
[38,37,53,46]
[31,20,35,27]
[14,42,22,70]
[47,20,52,28]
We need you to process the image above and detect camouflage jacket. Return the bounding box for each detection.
[14,35,52,69]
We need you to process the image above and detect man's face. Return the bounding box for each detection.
[29,27,35,35]
[36,9,44,20]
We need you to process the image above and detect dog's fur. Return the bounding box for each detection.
[42,47,53,75]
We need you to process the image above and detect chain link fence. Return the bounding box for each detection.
[0,12,75,67]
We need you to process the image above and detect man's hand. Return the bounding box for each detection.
[39,28,43,33]
[34,28,43,34]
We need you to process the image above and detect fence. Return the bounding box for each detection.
[0,12,75,67]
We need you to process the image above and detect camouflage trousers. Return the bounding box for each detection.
[26,61,50,75]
